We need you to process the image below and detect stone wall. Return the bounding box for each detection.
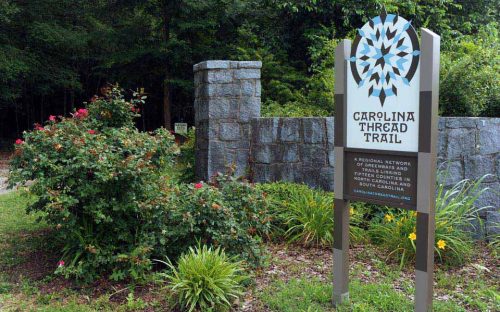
[437,118,499,236]
[250,117,335,191]
[193,60,499,238]
[193,60,261,180]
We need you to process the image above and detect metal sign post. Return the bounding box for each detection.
[333,13,440,312]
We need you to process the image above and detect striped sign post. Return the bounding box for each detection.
[333,12,440,312]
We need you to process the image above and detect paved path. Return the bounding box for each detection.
[0,169,10,195]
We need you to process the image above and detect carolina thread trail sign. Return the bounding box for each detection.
[333,12,440,312]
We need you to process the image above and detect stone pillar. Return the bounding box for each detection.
[194,60,261,181]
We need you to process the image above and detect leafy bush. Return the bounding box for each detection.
[162,244,248,312]
[155,173,271,267]
[8,87,179,281]
[369,175,490,266]
[257,182,366,247]
[175,127,196,183]
[440,23,499,117]
[261,100,329,117]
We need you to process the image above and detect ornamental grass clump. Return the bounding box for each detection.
[162,244,248,312]
[257,182,366,247]
[369,174,491,267]
[8,86,179,281]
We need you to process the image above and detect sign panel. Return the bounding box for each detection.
[333,12,440,311]
[344,150,417,209]
[346,14,420,152]
[174,122,188,135]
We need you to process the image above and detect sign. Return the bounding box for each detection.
[343,13,422,209]
[174,122,188,135]
[346,15,421,152]
[344,151,417,208]
[333,12,440,312]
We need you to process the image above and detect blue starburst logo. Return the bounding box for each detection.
[349,12,420,106]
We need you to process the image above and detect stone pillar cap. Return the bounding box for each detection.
[193,60,262,72]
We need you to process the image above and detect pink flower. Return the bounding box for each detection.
[15,139,24,145]
[58,260,65,268]
[34,123,44,131]
[194,182,203,189]
[74,108,89,119]
[88,130,96,135]
[48,115,56,122]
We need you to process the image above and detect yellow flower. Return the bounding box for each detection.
[408,232,417,241]
[384,214,394,222]
[350,207,354,215]
[437,239,446,250]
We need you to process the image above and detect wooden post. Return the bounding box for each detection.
[415,28,440,312]
[333,39,351,306]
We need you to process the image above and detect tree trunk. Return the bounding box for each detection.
[163,76,171,129]
[14,100,19,138]
[63,89,67,116]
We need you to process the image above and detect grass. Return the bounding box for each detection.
[0,189,42,233]
[0,190,47,269]
[256,244,499,312]
[261,277,469,312]
[0,191,499,311]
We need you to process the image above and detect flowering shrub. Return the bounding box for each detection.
[9,87,179,281]
[150,173,271,267]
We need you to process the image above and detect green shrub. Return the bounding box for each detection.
[257,182,366,247]
[8,87,179,281]
[175,127,196,183]
[440,23,499,117]
[162,244,248,312]
[261,100,329,117]
[369,174,490,267]
[156,173,271,267]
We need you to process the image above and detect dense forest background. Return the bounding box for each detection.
[0,0,498,144]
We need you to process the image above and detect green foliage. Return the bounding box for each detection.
[261,101,329,117]
[8,89,179,281]
[162,244,248,312]
[369,174,491,266]
[440,23,500,117]
[153,173,271,267]
[175,127,196,183]
[2,0,499,138]
[283,186,335,247]
[257,182,366,246]
[86,87,144,129]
